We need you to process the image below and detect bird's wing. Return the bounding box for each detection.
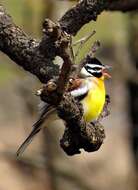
[16,105,56,157]
[70,79,91,101]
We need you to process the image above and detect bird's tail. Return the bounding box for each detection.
[16,105,56,157]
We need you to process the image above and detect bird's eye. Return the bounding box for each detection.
[93,67,101,71]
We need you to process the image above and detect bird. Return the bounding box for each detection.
[16,57,111,157]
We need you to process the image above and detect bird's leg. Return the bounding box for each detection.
[90,120,101,127]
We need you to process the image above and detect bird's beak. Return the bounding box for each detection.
[102,65,112,79]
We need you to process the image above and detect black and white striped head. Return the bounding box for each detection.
[81,58,108,78]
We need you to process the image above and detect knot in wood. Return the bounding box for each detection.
[42,18,61,40]
[46,80,57,92]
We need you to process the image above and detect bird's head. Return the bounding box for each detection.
[80,57,111,80]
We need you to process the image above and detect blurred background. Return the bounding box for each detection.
[0,0,137,190]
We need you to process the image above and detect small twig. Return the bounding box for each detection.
[73,30,96,60]
[90,40,101,55]
[71,40,101,78]
[73,30,96,46]
[80,40,101,68]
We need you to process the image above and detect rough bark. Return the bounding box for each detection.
[59,0,138,35]
[0,6,59,83]
[0,0,136,155]
[0,1,137,82]
[59,0,108,35]
[0,2,106,155]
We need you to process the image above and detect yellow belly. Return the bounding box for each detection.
[81,87,105,122]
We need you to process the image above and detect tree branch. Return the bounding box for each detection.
[0,6,60,83]
[59,0,108,35]
[0,0,137,83]
[106,0,138,12]
[59,0,138,35]
[0,0,119,155]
